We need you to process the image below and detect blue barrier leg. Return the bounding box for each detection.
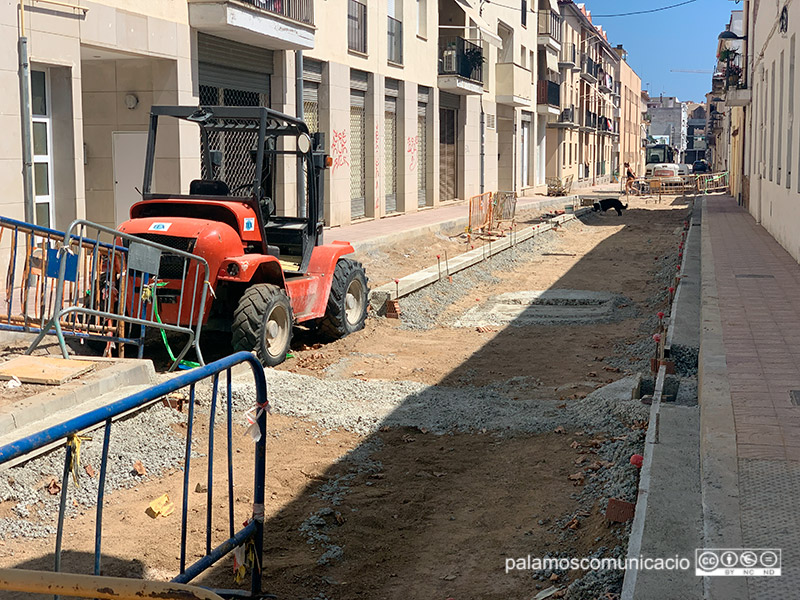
[94,419,112,575]
[251,402,267,595]
[180,384,196,574]
[53,442,73,600]
[206,375,219,555]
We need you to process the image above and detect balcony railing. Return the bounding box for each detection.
[537,79,560,107]
[538,10,562,43]
[439,37,484,84]
[724,53,746,90]
[581,56,599,80]
[244,0,314,25]
[348,0,367,53]
[388,16,403,64]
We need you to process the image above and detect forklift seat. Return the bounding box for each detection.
[189,179,230,196]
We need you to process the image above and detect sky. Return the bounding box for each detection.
[585,0,740,102]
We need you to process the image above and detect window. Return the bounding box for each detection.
[770,60,775,181]
[417,0,427,37]
[348,0,367,54]
[31,70,53,229]
[521,0,527,27]
[388,0,403,64]
[778,51,784,185]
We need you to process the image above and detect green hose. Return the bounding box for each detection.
[151,282,200,370]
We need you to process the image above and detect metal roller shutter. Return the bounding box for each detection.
[350,89,367,219]
[439,107,457,201]
[418,102,428,207]
[198,33,273,97]
[303,59,323,133]
[385,96,398,214]
[439,91,461,110]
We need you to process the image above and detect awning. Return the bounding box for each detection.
[454,0,503,48]
[546,49,559,72]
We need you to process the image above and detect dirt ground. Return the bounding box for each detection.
[0,196,691,599]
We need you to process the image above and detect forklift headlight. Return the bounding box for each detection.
[226,262,240,277]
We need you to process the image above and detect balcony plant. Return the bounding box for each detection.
[724,63,743,88]
[463,46,484,71]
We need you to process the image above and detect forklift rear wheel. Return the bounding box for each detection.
[319,259,369,341]
[232,284,293,367]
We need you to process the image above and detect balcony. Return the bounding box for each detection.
[536,79,560,116]
[599,71,613,93]
[496,63,532,106]
[438,37,484,95]
[537,10,562,52]
[388,16,403,64]
[723,54,750,106]
[559,43,577,70]
[580,56,598,83]
[188,0,315,50]
[582,110,598,130]
[549,105,577,128]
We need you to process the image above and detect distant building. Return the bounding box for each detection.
[646,96,688,160]
[684,102,707,164]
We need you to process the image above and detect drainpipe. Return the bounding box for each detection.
[295,50,306,218]
[479,100,485,194]
[18,2,35,224]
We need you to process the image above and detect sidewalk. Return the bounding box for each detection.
[701,195,799,599]
[325,182,622,250]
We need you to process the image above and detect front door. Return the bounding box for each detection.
[113,131,148,225]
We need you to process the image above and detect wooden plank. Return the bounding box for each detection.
[0,356,95,385]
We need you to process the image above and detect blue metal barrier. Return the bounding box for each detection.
[0,351,268,598]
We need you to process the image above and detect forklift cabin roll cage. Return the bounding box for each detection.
[141,105,327,273]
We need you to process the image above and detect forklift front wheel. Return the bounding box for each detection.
[232,284,294,367]
[319,259,369,341]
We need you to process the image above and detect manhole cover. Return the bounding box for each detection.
[454,289,624,328]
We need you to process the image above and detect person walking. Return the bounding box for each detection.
[625,162,636,195]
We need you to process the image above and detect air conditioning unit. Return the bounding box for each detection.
[442,50,457,73]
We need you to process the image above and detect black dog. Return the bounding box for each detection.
[592,198,628,216]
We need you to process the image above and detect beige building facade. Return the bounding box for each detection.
[1,0,637,245]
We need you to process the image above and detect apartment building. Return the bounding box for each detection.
[613,44,645,178]
[545,0,621,188]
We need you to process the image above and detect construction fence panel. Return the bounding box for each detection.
[0,216,81,337]
[20,219,210,371]
[491,191,518,231]
[696,171,729,194]
[468,192,493,233]
[0,351,268,599]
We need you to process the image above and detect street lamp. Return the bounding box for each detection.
[718,30,746,41]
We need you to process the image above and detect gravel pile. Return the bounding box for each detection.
[0,403,189,540]
[245,370,650,438]
[397,218,588,330]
